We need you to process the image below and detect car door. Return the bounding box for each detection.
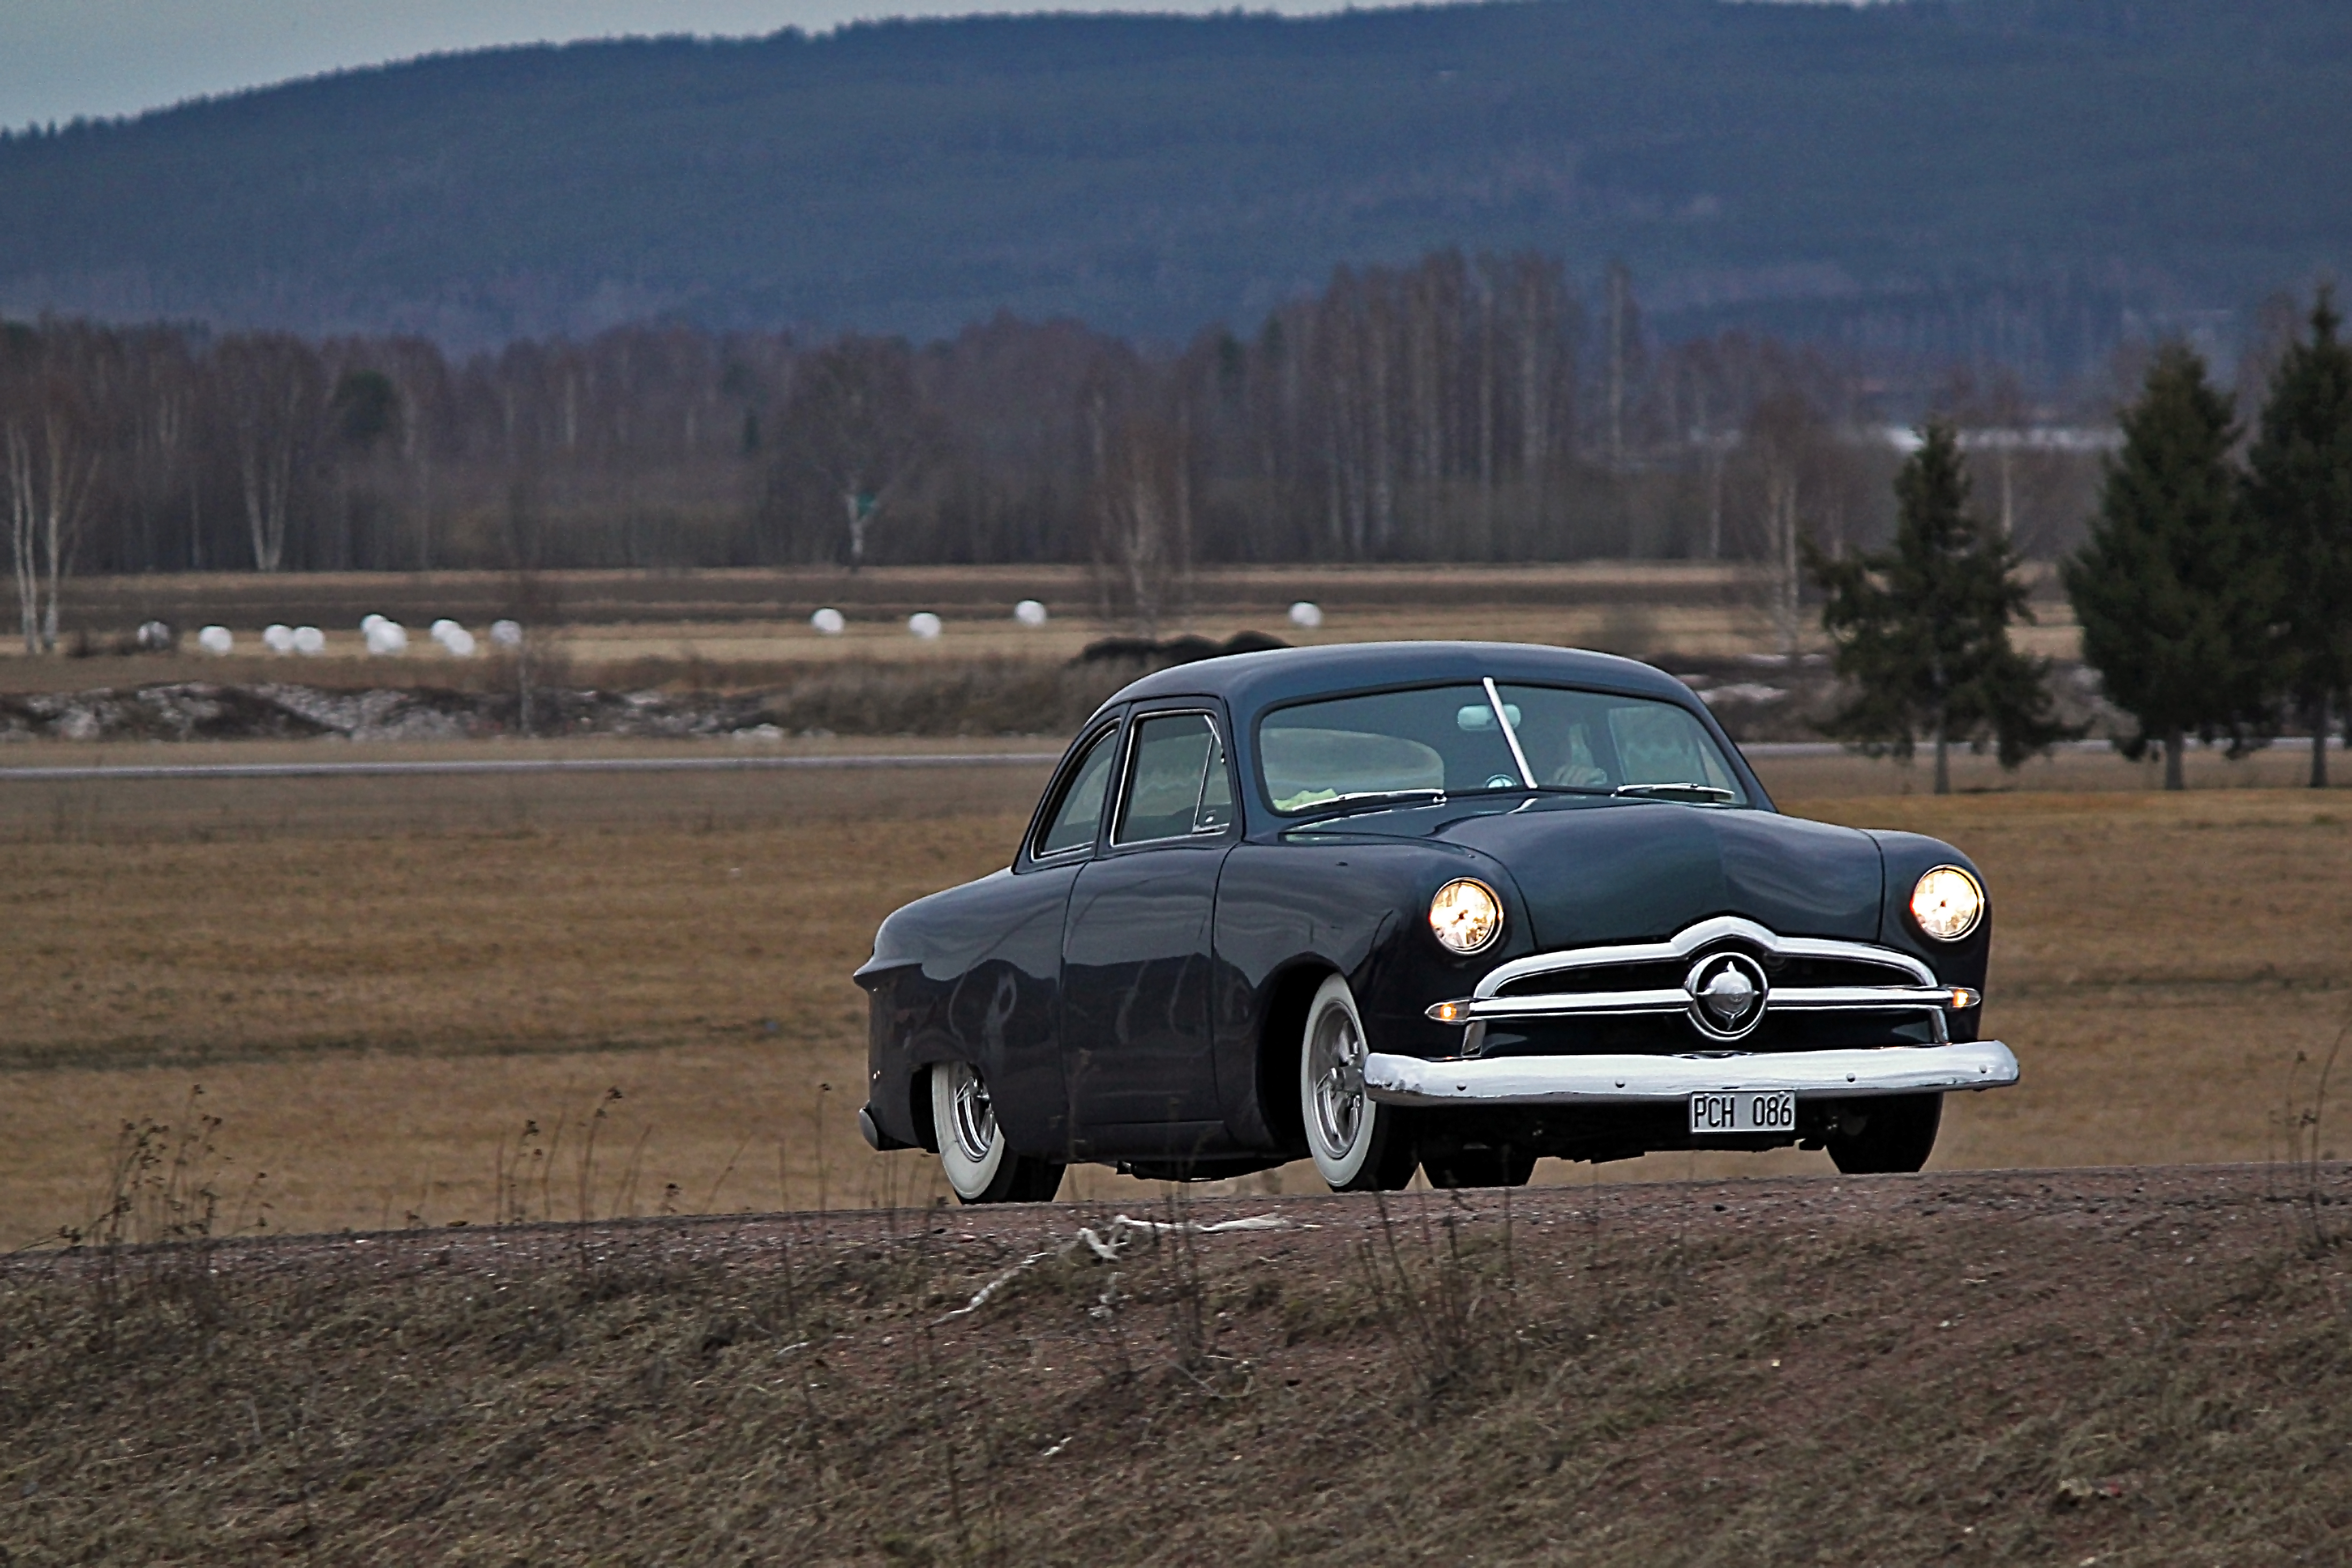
[957,713,1122,1155]
[1061,703,1239,1152]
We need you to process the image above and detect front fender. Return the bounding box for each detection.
[1211,836,1532,1149]
[1867,831,1993,1041]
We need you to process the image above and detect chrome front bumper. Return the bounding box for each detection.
[1362,1040,2018,1108]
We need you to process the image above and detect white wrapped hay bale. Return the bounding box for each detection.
[1014,599,1048,627]
[1288,601,1324,630]
[907,611,943,641]
[292,625,327,655]
[441,627,478,657]
[810,607,846,636]
[489,619,524,648]
[262,624,296,654]
[364,619,409,656]
[196,625,233,655]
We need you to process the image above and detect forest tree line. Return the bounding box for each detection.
[3,248,2128,642]
[1804,290,2352,793]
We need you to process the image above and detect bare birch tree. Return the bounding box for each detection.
[214,334,326,572]
[1087,381,1192,637]
[775,337,935,571]
[2,339,97,653]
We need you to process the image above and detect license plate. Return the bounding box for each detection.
[1689,1090,1797,1134]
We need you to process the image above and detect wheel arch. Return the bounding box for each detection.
[1252,960,1336,1154]
[908,1062,941,1154]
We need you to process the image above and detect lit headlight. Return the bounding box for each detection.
[1429,878,1503,955]
[1910,865,1985,942]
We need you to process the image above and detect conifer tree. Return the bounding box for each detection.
[2063,344,2277,789]
[1812,421,2068,793]
[2244,288,2352,787]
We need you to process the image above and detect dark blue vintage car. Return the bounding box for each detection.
[856,642,2017,1202]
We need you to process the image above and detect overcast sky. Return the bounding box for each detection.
[2,0,1408,128]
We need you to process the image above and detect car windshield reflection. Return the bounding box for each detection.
[1259,680,1745,816]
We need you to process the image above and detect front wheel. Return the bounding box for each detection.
[1299,974,1417,1192]
[1826,1093,1942,1175]
[931,1062,1065,1204]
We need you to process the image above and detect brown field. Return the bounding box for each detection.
[2,742,2346,1251]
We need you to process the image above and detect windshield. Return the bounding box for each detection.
[1258,681,1746,815]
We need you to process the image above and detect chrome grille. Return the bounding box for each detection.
[1434,915,1969,1054]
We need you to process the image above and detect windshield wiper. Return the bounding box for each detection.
[1612,782,1737,803]
[1294,788,1446,816]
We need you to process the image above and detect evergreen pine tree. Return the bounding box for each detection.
[2062,344,2277,789]
[2244,287,2352,787]
[1811,421,2069,793]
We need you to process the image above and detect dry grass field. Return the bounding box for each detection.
[2,741,2346,1251]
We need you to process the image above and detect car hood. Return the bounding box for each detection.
[1306,798,1886,947]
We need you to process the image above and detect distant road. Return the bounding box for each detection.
[0,736,2338,784]
[0,751,1064,783]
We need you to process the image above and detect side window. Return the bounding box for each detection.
[1036,728,1120,857]
[1114,713,1231,845]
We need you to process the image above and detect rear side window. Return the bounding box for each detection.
[1114,713,1234,845]
[1037,729,1120,857]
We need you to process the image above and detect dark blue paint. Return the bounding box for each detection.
[857,642,1993,1168]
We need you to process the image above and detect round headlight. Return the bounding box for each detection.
[1910,865,1985,942]
[1429,878,1503,955]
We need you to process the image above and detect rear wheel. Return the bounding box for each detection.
[1826,1093,1942,1175]
[1299,974,1417,1192]
[931,1062,1066,1203]
[1421,1145,1538,1189]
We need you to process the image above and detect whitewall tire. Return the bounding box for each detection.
[1299,974,1415,1192]
[929,1061,1065,1205]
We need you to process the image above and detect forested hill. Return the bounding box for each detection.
[2,0,2347,375]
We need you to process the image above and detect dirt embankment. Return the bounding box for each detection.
[5,1164,2348,1565]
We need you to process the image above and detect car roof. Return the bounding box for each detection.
[1101,640,1697,722]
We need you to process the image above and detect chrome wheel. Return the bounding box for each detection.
[1298,974,1415,1191]
[1309,1002,1367,1155]
[947,1064,997,1164]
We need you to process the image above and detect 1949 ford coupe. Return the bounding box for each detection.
[856,642,2018,1202]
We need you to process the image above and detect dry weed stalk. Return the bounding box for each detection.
[60,1087,265,1346]
[1355,1188,1523,1411]
[2276,1005,2351,1255]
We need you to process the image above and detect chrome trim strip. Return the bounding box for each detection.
[1449,988,1693,1018]
[1363,1040,2019,1107]
[1472,914,1935,998]
[1769,986,1970,1010]
[1435,982,1968,1022]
